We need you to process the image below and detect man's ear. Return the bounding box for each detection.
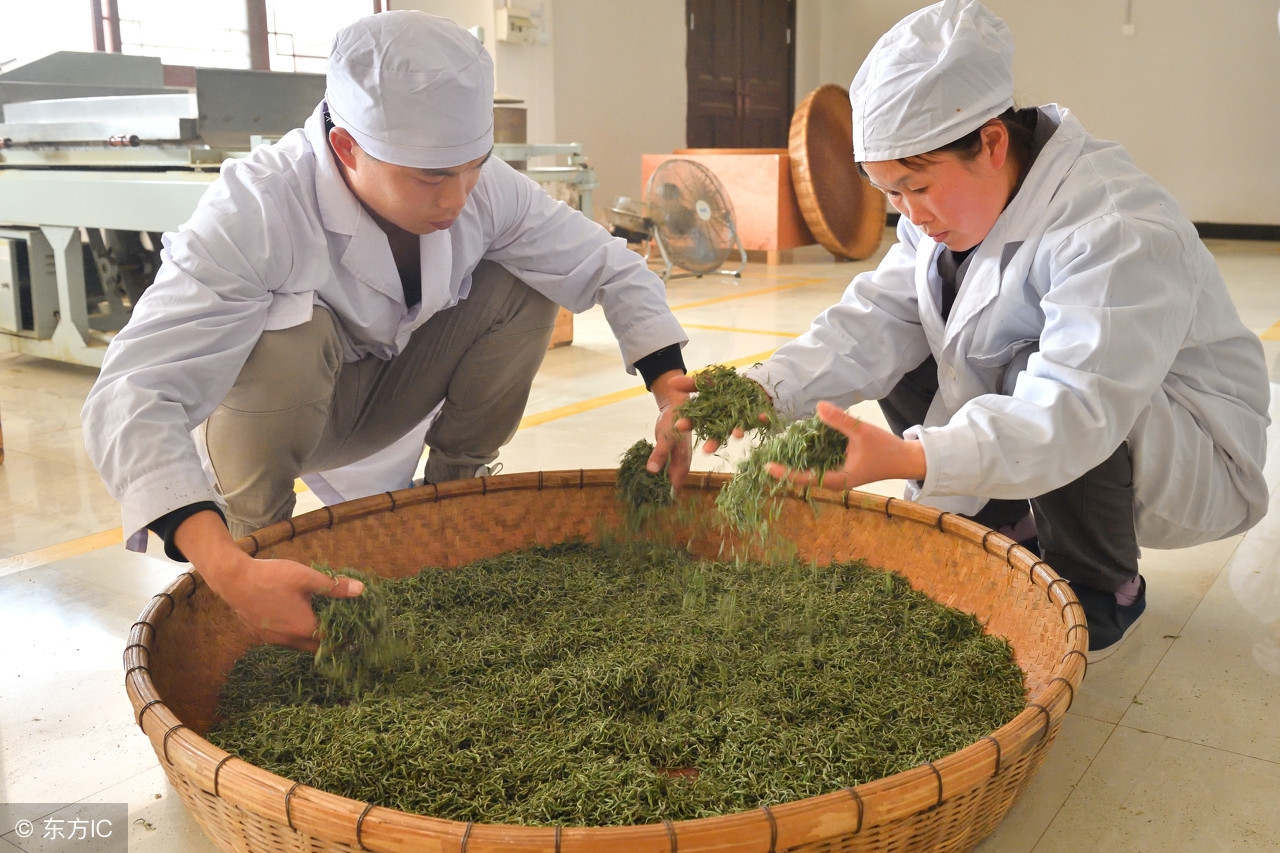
[329,126,359,170]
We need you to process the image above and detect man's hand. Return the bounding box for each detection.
[173,510,363,651]
[646,369,694,489]
[766,400,927,491]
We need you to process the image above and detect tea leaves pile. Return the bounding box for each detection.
[210,542,1025,827]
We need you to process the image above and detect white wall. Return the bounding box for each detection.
[549,0,687,220]
[419,0,1280,226]
[401,0,688,218]
[400,0,558,147]
[796,0,1280,225]
[995,0,1280,225]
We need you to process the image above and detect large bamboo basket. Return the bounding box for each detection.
[789,84,887,262]
[124,470,1087,853]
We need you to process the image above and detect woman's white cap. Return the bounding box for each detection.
[326,11,494,169]
[850,0,1014,162]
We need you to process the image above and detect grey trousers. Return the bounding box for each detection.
[201,261,558,538]
[879,357,1140,593]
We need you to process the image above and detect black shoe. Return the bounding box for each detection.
[1072,576,1146,663]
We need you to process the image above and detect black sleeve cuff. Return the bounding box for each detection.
[148,502,227,563]
[634,344,687,390]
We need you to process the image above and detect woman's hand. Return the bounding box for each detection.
[766,401,927,490]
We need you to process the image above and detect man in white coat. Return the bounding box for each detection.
[82,11,692,650]
[677,0,1270,661]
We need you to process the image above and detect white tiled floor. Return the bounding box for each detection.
[2,234,1279,851]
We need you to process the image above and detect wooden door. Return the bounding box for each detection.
[686,0,795,149]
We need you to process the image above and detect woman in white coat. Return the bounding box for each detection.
[678,0,1270,661]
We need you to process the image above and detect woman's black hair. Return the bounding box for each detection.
[857,107,1037,176]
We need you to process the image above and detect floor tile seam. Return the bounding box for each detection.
[1018,706,1121,850]
[1024,808,1058,853]
[0,450,96,477]
[73,765,161,805]
[0,776,154,826]
[1102,536,1244,726]
[1107,721,1280,768]
[1074,701,1280,767]
[1065,707,1134,730]
[1144,532,1238,667]
[1023,713,1125,853]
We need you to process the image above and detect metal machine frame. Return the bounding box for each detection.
[492,142,598,221]
[0,51,323,368]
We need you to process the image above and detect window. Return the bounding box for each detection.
[265,1,371,73]
[0,1,369,75]
[0,0,94,72]
[118,0,254,69]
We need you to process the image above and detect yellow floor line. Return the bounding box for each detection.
[519,385,650,429]
[719,348,784,369]
[1261,320,1280,341]
[667,277,827,312]
[0,528,123,576]
[518,347,781,430]
[682,323,800,338]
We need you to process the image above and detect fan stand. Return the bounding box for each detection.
[646,220,747,284]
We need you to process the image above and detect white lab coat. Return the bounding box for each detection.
[746,105,1269,549]
[83,102,686,542]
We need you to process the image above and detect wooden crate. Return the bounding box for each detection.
[641,148,816,265]
[550,306,573,348]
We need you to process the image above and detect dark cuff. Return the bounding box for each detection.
[148,501,226,563]
[634,344,687,390]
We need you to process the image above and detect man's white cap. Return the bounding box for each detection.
[850,0,1014,162]
[326,11,494,169]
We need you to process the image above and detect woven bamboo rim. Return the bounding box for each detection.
[125,470,1087,853]
[789,84,887,261]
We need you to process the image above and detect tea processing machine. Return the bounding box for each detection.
[0,50,325,367]
[0,51,596,369]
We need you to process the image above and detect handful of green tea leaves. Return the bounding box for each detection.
[717,414,848,542]
[676,364,779,445]
[616,438,674,516]
[311,565,405,695]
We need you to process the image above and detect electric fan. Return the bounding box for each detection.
[643,159,746,283]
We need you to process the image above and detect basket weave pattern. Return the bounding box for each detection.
[124,470,1087,853]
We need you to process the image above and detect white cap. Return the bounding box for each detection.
[850,0,1014,162]
[326,11,494,169]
